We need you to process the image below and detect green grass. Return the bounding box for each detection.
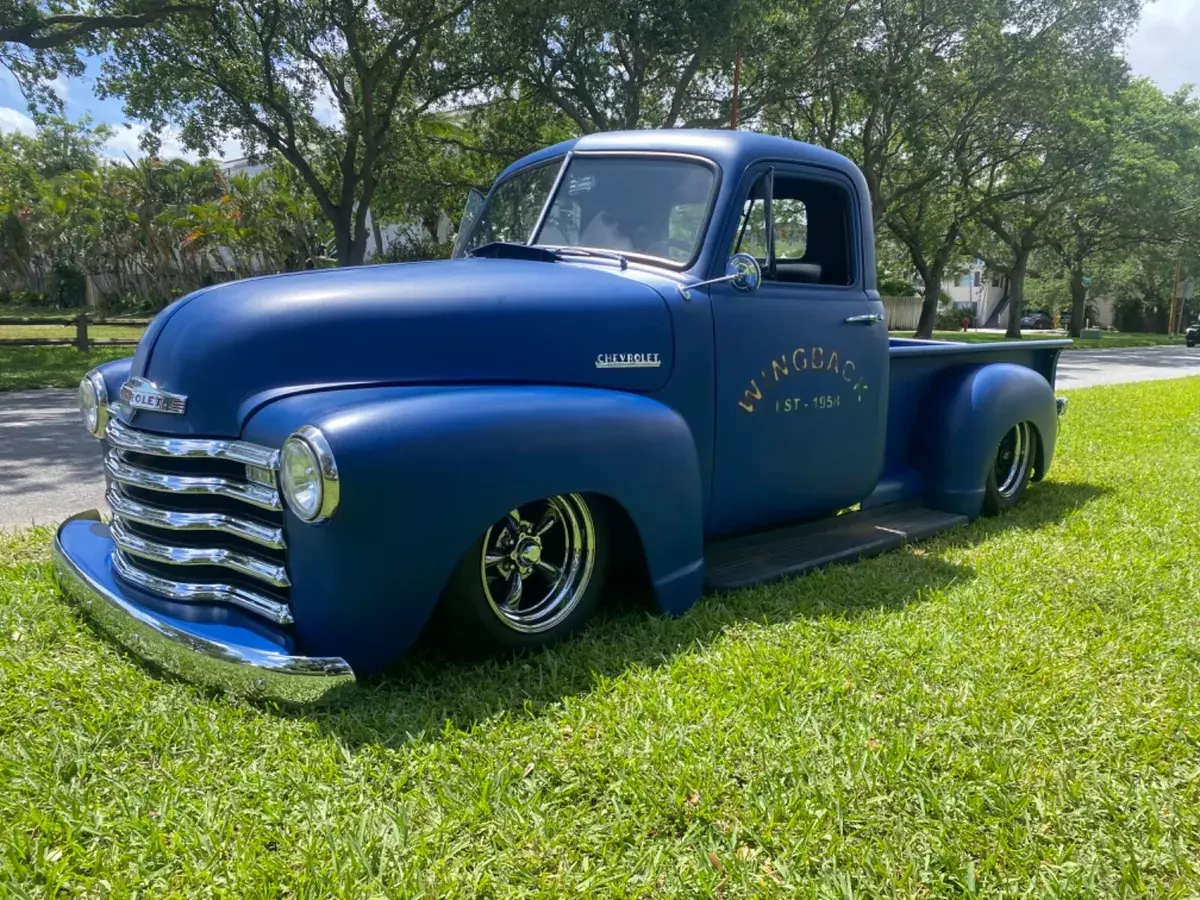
[0,324,146,341]
[0,305,146,391]
[0,345,135,392]
[931,330,1186,350]
[2,378,1200,896]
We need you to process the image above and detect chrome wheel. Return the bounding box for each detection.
[480,494,596,634]
[995,422,1034,499]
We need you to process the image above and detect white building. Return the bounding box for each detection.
[941,261,1009,326]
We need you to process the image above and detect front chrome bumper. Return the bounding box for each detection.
[53,515,354,702]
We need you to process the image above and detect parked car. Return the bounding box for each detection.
[56,130,1070,699]
[1021,311,1054,330]
[1187,320,1199,347]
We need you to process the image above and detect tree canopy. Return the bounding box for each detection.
[5,0,1200,336]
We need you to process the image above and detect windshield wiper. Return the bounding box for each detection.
[544,246,629,270]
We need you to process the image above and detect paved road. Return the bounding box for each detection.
[2,345,1198,529]
[1,389,107,530]
[1054,344,1200,389]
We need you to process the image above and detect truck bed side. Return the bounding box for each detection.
[867,338,1071,511]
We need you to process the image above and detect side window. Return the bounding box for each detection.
[464,160,561,251]
[731,172,853,287]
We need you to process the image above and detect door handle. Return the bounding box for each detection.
[844,313,884,325]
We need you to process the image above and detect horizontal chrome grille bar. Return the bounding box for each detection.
[106,419,279,469]
[107,487,285,550]
[111,549,293,625]
[111,518,290,588]
[105,452,282,511]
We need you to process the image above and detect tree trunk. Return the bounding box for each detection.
[372,218,384,258]
[913,269,943,339]
[332,213,355,267]
[348,224,370,266]
[1004,248,1030,340]
[1068,266,1087,338]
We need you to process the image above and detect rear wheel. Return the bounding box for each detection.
[983,422,1037,515]
[438,494,609,654]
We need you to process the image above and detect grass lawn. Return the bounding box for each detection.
[2,377,1199,896]
[0,325,146,342]
[0,306,146,392]
[0,345,137,393]
[931,330,1186,350]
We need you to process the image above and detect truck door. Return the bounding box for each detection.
[707,165,888,536]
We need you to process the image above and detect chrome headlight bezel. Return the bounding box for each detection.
[79,369,109,438]
[280,426,340,523]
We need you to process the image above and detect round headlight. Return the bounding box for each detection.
[78,370,109,438]
[280,426,339,523]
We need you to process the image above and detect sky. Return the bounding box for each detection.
[2,0,1199,161]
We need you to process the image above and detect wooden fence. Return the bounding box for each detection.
[882,296,923,332]
[0,313,151,351]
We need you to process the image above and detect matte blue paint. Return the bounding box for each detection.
[241,385,705,671]
[912,362,1060,518]
[62,129,1067,675]
[117,260,678,437]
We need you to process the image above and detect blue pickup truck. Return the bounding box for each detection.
[54,130,1069,700]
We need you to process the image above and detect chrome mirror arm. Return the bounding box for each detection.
[678,273,740,301]
[678,252,763,301]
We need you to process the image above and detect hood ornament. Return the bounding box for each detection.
[120,377,187,415]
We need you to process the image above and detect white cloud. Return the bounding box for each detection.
[1125,0,1200,93]
[0,106,36,136]
[102,122,246,163]
[47,74,70,105]
[312,85,343,127]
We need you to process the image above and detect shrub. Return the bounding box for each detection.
[877,266,918,297]
[378,235,454,263]
[47,262,86,308]
[936,306,974,330]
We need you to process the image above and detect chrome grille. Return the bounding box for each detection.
[104,419,292,625]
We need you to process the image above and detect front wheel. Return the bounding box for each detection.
[982,422,1038,515]
[437,494,609,654]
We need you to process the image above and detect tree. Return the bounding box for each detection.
[967,54,1129,337]
[100,0,480,266]
[1043,80,1200,336]
[762,0,1141,337]
[1,0,205,103]
[489,0,750,133]
[371,94,577,253]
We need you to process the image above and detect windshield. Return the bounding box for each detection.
[456,155,716,266]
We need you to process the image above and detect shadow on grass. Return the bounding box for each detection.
[285,480,1107,749]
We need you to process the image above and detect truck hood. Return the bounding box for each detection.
[119,258,676,436]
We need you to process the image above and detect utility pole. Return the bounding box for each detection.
[1169,259,1181,334]
[731,50,742,129]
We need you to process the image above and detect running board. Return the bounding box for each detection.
[704,503,968,592]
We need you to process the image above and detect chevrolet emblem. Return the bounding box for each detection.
[120,377,187,415]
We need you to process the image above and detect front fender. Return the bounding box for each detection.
[915,363,1058,519]
[94,356,133,402]
[242,385,705,673]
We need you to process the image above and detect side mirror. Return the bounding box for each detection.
[727,252,762,293]
[678,252,763,301]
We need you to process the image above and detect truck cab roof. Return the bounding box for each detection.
[497,129,862,185]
